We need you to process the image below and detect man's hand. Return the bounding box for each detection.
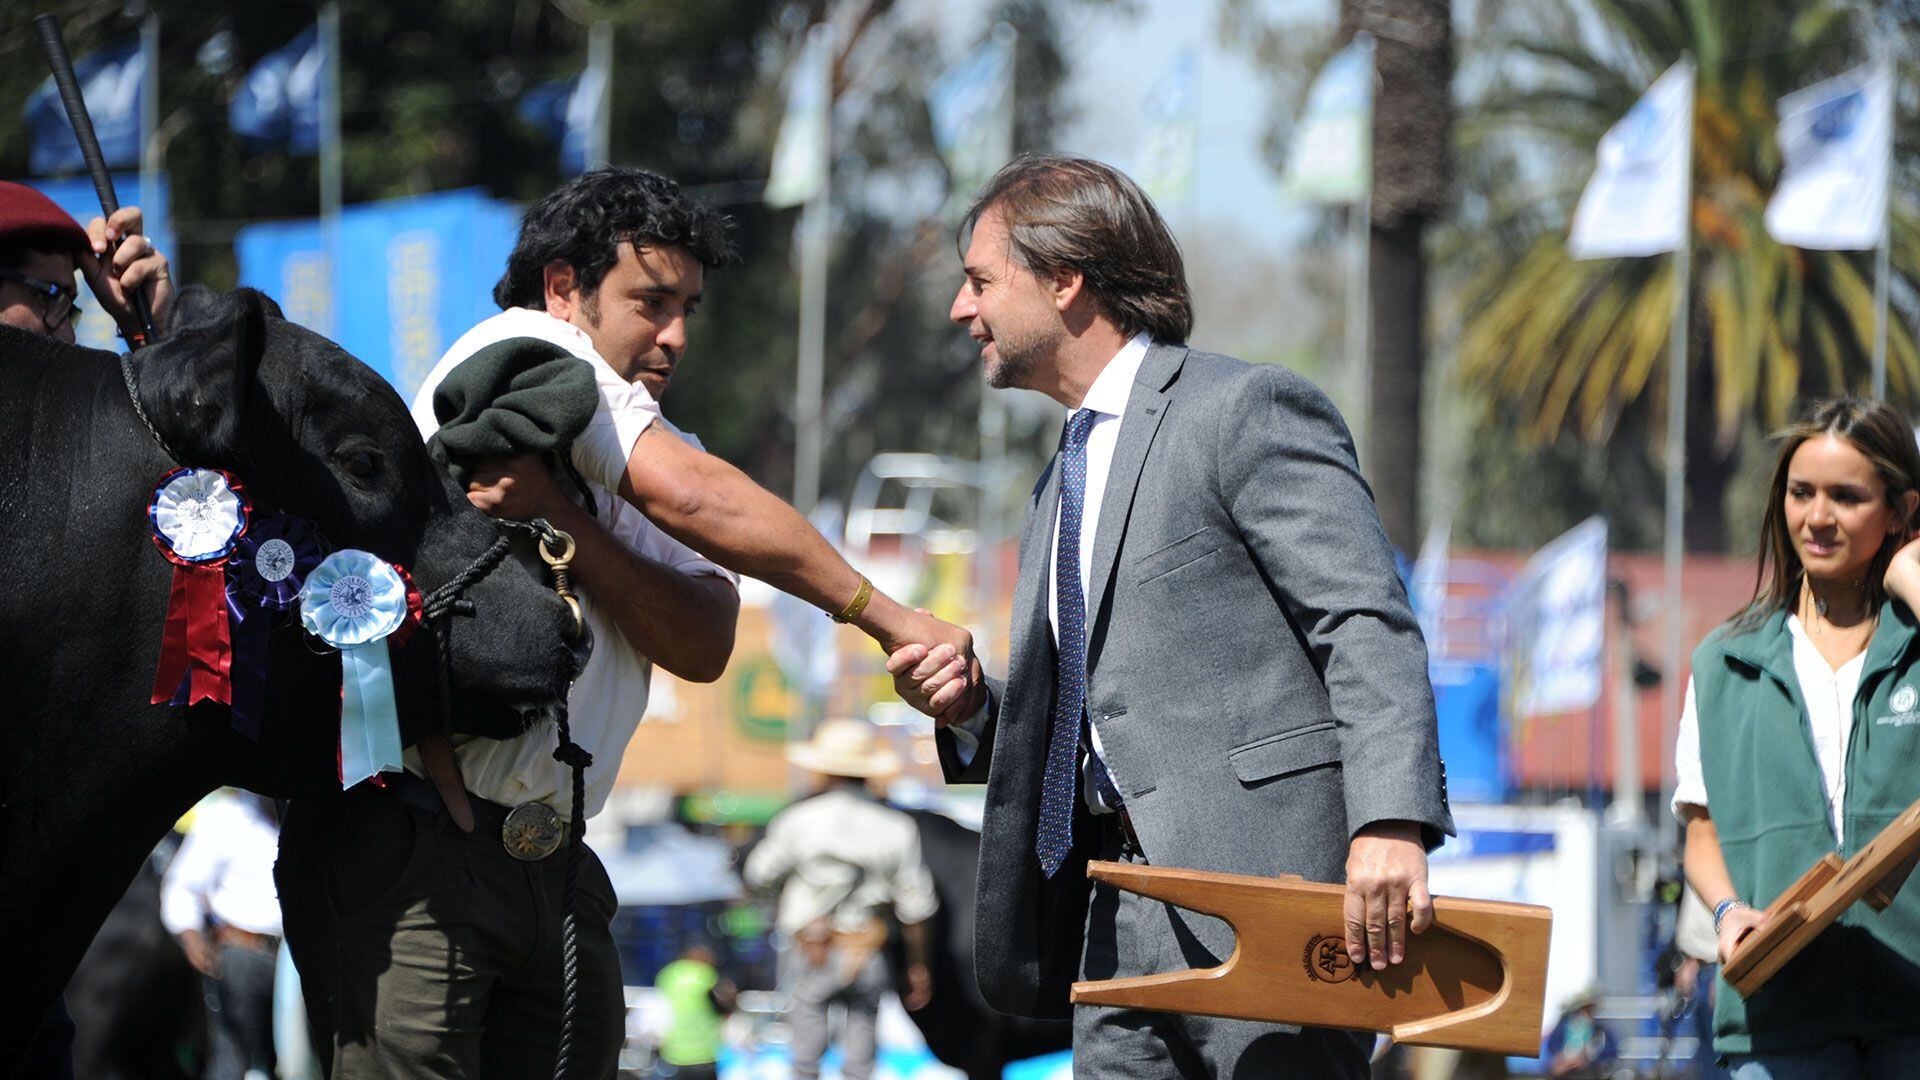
[80,205,174,340]
[1344,820,1432,971]
[904,962,933,1011]
[466,455,573,522]
[1716,904,1767,966]
[886,627,983,729]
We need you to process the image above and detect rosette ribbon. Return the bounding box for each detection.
[149,468,249,707]
[203,512,325,741]
[299,550,413,788]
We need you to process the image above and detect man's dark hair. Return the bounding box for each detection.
[493,168,736,310]
[961,154,1192,344]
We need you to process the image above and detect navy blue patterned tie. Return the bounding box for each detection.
[1037,409,1098,878]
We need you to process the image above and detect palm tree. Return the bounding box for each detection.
[1346,0,1453,553]
[1455,0,1920,551]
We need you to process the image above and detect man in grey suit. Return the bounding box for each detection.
[888,155,1454,1077]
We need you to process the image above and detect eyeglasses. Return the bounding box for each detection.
[0,267,80,331]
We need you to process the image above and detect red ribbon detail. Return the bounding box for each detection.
[149,560,234,706]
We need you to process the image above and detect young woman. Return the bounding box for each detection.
[1675,397,1920,1076]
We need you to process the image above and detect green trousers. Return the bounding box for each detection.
[276,786,625,1079]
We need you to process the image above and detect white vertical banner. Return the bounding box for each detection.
[1568,60,1695,259]
[1136,51,1198,206]
[1765,59,1892,250]
[929,24,1016,212]
[1281,33,1373,206]
[765,25,832,209]
[1509,516,1610,718]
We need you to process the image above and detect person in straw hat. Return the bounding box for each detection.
[743,718,938,1080]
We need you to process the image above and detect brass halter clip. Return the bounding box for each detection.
[532,523,584,643]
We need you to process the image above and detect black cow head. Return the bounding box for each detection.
[134,288,581,790]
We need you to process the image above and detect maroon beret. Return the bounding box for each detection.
[0,181,88,255]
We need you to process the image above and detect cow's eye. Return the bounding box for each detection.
[340,449,382,480]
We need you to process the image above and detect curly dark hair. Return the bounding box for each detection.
[492,168,736,310]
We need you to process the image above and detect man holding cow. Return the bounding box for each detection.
[275,168,977,1078]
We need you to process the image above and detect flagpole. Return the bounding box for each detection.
[1872,55,1893,400]
[793,22,832,514]
[319,2,342,340]
[1659,68,1695,821]
[1347,34,1374,463]
[139,13,159,218]
[588,21,612,170]
[976,21,1016,657]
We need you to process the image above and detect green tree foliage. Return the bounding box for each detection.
[1454,0,1920,551]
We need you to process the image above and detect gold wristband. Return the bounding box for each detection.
[831,575,873,624]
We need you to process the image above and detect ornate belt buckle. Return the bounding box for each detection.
[502,801,565,861]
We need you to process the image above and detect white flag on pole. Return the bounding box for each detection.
[1509,516,1609,718]
[1281,34,1373,206]
[1568,60,1694,259]
[1765,60,1892,250]
[1136,52,1197,206]
[765,25,832,209]
[929,26,1016,212]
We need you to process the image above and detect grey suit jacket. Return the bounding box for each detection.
[938,343,1454,1020]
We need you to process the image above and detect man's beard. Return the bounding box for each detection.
[983,325,1048,390]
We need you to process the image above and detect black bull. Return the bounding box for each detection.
[895,810,1071,1078]
[0,289,580,1070]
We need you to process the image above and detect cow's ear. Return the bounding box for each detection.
[136,287,274,468]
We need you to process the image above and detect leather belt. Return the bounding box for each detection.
[215,926,280,953]
[1103,805,1145,859]
[389,770,568,861]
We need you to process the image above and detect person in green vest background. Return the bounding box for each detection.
[653,943,736,1079]
[1674,397,1920,1077]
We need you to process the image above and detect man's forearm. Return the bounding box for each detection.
[619,425,946,652]
[899,918,931,970]
[543,499,738,682]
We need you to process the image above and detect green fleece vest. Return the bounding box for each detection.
[1693,601,1920,1054]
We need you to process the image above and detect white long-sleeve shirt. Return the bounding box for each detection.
[160,791,283,938]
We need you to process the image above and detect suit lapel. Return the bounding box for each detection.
[1085,343,1186,634]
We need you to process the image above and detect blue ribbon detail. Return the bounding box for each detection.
[298,549,411,789]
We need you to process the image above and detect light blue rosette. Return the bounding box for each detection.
[298,550,410,788]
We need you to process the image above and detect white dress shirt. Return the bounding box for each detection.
[409,307,736,822]
[161,791,284,938]
[1671,614,1861,843]
[952,333,1152,812]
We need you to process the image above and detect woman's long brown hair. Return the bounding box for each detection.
[1731,397,1920,633]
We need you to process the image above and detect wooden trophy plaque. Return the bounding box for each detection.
[1723,796,1920,997]
[1069,861,1553,1056]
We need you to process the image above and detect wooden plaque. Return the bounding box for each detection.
[1070,861,1552,1056]
[1724,796,1920,997]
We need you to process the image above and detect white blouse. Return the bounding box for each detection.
[1672,615,1861,844]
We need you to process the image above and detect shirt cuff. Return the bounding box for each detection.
[946,689,993,767]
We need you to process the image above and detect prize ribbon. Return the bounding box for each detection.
[206,512,326,741]
[299,550,413,788]
[149,468,249,707]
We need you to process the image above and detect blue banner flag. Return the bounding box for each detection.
[230,26,325,154]
[518,63,606,175]
[25,37,147,176]
[234,189,521,398]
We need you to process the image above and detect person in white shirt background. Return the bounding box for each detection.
[162,791,283,1080]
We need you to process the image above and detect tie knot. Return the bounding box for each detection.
[1066,409,1097,447]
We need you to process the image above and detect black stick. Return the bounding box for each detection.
[32,13,157,347]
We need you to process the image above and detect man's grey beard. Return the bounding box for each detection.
[984,339,1037,390]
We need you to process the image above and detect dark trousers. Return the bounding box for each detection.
[1071,817,1371,1079]
[204,941,278,1080]
[276,786,625,1080]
